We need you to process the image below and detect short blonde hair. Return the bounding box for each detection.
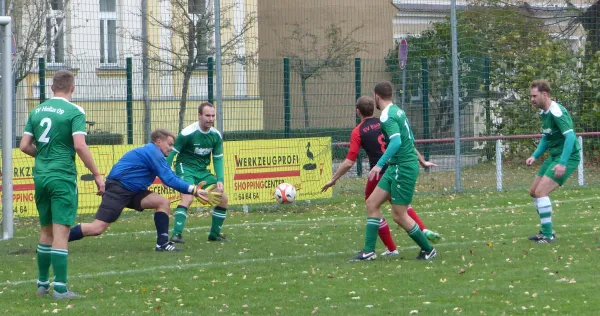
[151,129,175,143]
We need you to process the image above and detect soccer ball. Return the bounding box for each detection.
[274,183,296,204]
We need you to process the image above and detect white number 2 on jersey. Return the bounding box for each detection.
[38,117,52,143]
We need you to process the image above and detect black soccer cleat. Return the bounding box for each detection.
[536,236,556,244]
[208,233,230,242]
[170,234,185,244]
[155,241,183,252]
[416,248,437,260]
[528,231,556,241]
[349,250,377,262]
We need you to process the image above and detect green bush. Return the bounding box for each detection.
[87,132,123,145]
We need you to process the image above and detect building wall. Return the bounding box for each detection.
[15,0,262,137]
[257,0,397,130]
[24,96,264,144]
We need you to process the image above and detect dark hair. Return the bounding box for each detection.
[373,81,394,100]
[52,70,75,93]
[151,129,175,143]
[198,102,215,114]
[530,80,551,95]
[355,96,375,117]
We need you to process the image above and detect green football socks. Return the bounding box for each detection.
[408,224,433,251]
[51,248,69,294]
[209,206,227,238]
[172,205,188,236]
[363,217,380,252]
[37,243,51,289]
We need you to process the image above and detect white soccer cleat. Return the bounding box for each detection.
[380,249,399,256]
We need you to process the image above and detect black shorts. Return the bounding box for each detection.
[95,179,153,223]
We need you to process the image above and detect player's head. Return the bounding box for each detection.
[355,96,375,119]
[198,102,216,131]
[373,81,394,110]
[51,70,75,98]
[151,129,176,156]
[530,80,552,109]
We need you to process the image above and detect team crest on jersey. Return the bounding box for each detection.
[194,147,212,155]
[542,128,552,135]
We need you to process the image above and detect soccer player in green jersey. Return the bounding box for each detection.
[167,102,230,243]
[350,81,437,261]
[20,70,105,299]
[526,80,580,244]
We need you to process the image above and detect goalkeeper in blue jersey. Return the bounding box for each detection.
[166,102,230,243]
[68,129,221,252]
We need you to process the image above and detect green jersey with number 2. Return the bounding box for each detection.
[24,97,87,177]
[379,103,417,165]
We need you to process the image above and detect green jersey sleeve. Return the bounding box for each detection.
[381,116,401,140]
[212,133,224,182]
[173,132,188,153]
[72,112,87,135]
[24,114,33,135]
[552,112,575,135]
[166,132,187,166]
[213,135,223,157]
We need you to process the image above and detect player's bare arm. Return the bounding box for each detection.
[74,134,105,195]
[415,149,437,168]
[19,134,37,157]
[321,158,355,192]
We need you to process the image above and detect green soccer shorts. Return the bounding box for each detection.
[537,155,580,186]
[376,161,420,205]
[176,165,218,190]
[34,175,79,227]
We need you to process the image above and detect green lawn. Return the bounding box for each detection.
[1,178,599,315]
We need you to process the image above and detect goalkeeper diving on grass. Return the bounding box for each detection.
[68,129,222,252]
[166,102,230,243]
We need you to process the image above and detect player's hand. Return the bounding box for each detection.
[321,179,336,192]
[368,166,382,181]
[94,174,105,196]
[526,157,536,166]
[420,161,438,168]
[193,181,223,205]
[215,182,224,193]
[552,164,566,178]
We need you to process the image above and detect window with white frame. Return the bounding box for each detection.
[46,0,65,64]
[188,0,210,65]
[100,0,117,64]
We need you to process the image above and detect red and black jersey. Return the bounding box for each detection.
[346,117,387,169]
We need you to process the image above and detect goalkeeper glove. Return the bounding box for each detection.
[192,181,223,206]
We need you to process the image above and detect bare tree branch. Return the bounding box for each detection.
[124,0,258,130]
[279,21,369,127]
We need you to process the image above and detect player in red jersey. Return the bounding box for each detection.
[322,96,440,256]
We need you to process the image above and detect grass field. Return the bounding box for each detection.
[1,177,600,315]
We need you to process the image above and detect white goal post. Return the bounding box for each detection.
[1,16,14,240]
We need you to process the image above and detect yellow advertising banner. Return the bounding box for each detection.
[1,137,332,217]
[224,137,332,204]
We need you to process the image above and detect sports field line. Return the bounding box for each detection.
[9,194,599,240]
[97,194,600,237]
[1,230,597,288]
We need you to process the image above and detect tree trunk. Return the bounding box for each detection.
[178,65,194,131]
[301,77,309,128]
